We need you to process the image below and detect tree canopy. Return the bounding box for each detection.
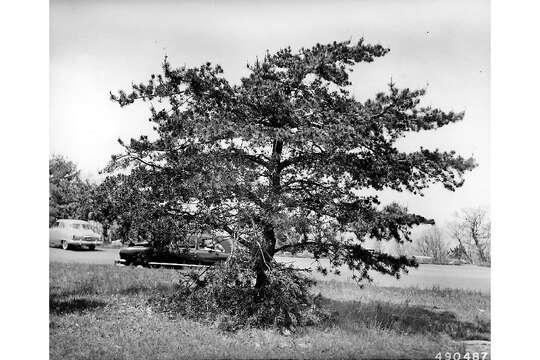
[49,155,93,225]
[90,172,190,247]
[108,39,476,289]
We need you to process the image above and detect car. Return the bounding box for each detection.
[49,219,103,250]
[115,234,232,268]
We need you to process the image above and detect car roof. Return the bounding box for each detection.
[57,219,90,224]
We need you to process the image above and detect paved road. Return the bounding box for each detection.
[279,257,490,293]
[50,247,119,265]
[50,247,490,293]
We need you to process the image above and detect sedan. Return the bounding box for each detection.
[49,219,103,250]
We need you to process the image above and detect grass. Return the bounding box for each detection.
[50,262,490,359]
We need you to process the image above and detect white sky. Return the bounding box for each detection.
[50,0,490,225]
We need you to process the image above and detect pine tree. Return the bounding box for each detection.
[109,39,476,291]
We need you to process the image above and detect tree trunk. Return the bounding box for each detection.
[102,223,110,243]
[455,236,473,263]
[255,265,268,292]
[472,233,487,263]
[254,224,277,293]
[469,216,487,264]
[254,138,282,293]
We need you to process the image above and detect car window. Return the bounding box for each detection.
[72,223,91,230]
[58,222,64,228]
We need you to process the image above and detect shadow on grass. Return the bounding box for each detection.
[50,295,107,315]
[322,298,490,341]
[118,283,174,296]
[50,281,174,298]
[49,281,176,316]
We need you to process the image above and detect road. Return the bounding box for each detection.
[50,247,490,293]
[50,247,119,265]
[279,256,490,293]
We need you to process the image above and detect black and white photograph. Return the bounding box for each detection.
[3,0,516,360]
[45,0,495,359]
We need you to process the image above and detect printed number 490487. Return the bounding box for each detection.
[435,352,489,360]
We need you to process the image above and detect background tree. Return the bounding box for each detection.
[414,226,448,264]
[49,155,94,225]
[89,171,195,246]
[448,207,490,264]
[108,39,476,306]
[447,244,470,262]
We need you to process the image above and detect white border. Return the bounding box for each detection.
[492,0,540,358]
[0,0,49,358]
[1,0,540,358]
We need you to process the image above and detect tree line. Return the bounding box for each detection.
[413,208,491,265]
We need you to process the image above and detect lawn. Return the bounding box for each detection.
[50,262,490,359]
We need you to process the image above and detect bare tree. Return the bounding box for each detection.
[448,207,490,264]
[414,226,448,263]
[448,221,474,263]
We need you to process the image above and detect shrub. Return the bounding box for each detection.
[150,249,330,332]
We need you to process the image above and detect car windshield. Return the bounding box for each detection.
[71,223,91,230]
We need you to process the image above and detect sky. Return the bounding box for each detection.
[50,0,490,226]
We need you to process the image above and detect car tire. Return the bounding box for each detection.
[61,240,70,250]
[88,245,96,251]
